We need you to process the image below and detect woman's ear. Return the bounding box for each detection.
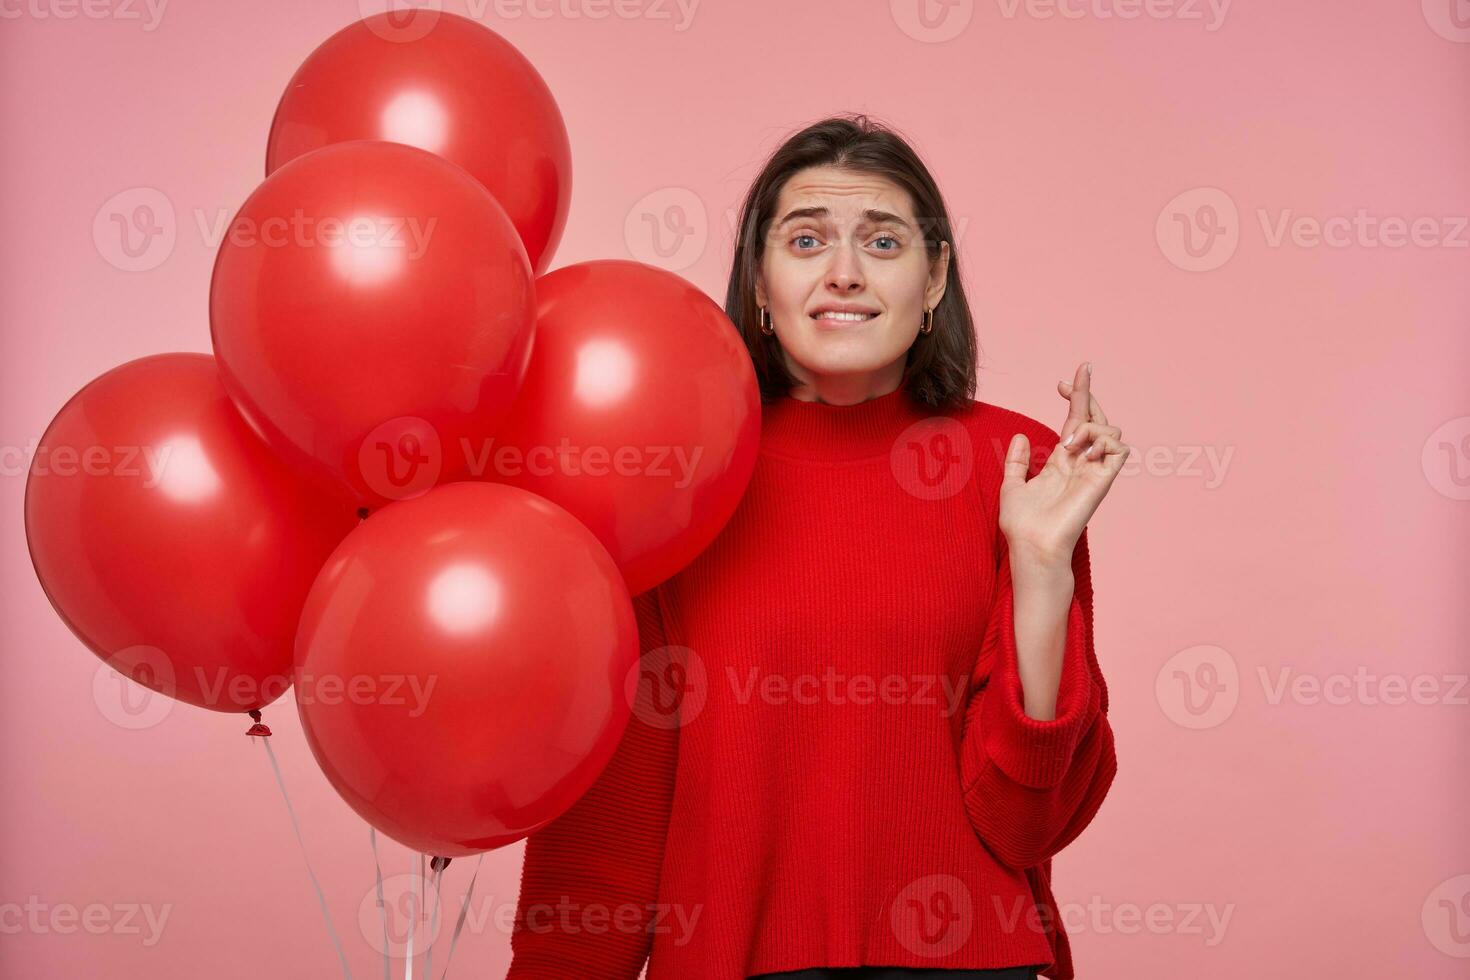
[925,239,951,311]
[754,272,768,309]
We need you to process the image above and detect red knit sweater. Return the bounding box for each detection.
[507,386,1117,980]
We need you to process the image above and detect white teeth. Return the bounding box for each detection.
[815,311,877,321]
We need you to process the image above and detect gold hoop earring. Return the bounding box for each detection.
[759,306,775,336]
[920,306,934,335]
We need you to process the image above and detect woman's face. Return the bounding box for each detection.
[755,165,949,400]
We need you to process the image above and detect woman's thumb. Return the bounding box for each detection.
[1002,432,1030,490]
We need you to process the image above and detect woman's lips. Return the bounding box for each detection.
[811,312,880,329]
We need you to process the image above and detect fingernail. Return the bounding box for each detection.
[1063,433,1074,447]
[1086,361,1093,377]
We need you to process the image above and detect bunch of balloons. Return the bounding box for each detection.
[25,11,760,858]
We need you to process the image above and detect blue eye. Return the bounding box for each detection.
[793,234,819,249]
[872,235,899,250]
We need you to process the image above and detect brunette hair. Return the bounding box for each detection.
[723,113,979,409]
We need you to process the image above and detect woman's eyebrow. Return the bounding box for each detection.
[774,206,914,230]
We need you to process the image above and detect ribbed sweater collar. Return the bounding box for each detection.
[759,385,937,461]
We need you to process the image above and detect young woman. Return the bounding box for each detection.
[506,115,1127,980]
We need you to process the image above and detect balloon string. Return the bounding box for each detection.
[405,853,423,980]
[423,862,445,980]
[256,735,353,980]
[370,828,391,980]
[437,854,483,980]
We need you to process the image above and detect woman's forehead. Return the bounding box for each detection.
[777,167,915,220]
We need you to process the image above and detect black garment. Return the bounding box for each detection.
[748,967,1042,980]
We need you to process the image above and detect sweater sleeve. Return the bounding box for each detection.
[506,588,680,979]
[960,516,1119,871]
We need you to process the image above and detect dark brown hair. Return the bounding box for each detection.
[723,113,978,410]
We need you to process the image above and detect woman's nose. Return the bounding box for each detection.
[825,243,864,292]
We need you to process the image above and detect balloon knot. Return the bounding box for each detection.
[246,709,271,737]
[430,856,452,873]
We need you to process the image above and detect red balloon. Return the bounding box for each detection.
[486,260,761,595]
[294,482,637,856]
[211,139,536,512]
[24,353,354,715]
[266,10,571,274]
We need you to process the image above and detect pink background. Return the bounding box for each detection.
[3,1,1468,977]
